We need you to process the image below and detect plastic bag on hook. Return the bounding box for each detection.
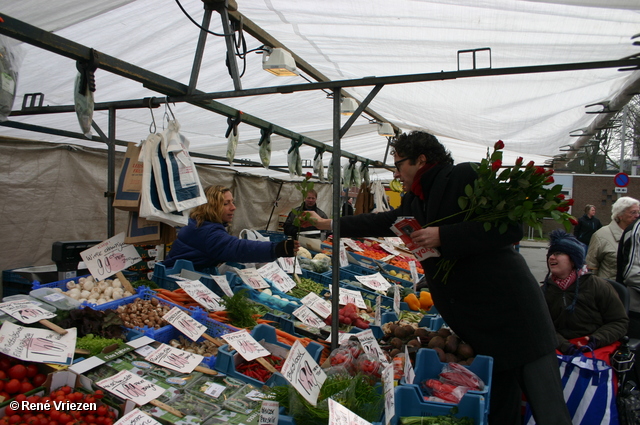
[287,146,302,178]
[226,129,239,165]
[327,156,334,181]
[259,127,272,168]
[360,162,370,187]
[313,149,324,182]
[160,118,207,212]
[0,35,23,121]
[74,72,94,138]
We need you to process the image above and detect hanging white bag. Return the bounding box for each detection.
[161,119,207,212]
[259,127,272,168]
[138,133,188,227]
[313,148,325,182]
[239,229,270,242]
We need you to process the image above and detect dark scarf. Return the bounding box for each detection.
[410,163,438,200]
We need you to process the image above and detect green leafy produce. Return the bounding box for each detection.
[55,307,125,339]
[265,373,383,425]
[399,412,474,425]
[287,277,325,299]
[222,289,258,328]
[131,279,158,289]
[76,334,123,356]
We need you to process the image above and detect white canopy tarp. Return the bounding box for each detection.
[1,0,639,181]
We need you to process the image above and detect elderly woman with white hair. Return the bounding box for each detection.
[586,196,640,280]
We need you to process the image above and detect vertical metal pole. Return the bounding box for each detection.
[107,106,116,238]
[187,7,213,94]
[331,89,342,351]
[621,105,627,173]
[218,5,243,90]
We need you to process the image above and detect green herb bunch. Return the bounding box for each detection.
[222,288,258,328]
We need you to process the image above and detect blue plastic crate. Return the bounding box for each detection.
[401,348,493,423]
[31,274,145,311]
[261,312,300,337]
[391,384,485,425]
[214,324,324,388]
[152,259,225,297]
[233,278,303,315]
[139,315,235,369]
[257,230,288,243]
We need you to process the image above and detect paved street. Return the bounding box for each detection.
[519,240,550,283]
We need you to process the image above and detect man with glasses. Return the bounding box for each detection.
[303,131,572,425]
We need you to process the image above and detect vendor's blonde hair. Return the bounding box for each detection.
[190,185,231,227]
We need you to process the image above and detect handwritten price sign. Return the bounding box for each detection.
[145,343,203,373]
[80,233,141,280]
[162,307,207,341]
[176,280,224,311]
[221,329,271,361]
[355,273,392,292]
[97,370,164,406]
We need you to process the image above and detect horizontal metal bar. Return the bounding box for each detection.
[0,14,377,166]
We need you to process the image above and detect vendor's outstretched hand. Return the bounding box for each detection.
[300,211,331,230]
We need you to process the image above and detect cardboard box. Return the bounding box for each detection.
[113,142,143,211]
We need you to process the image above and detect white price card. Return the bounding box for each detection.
[97,369,164,406]
[379,242,400,256]
[162,307,207,341]
[0,322,75,365]
[355,329,388,363]
[325,332,354,345]
[409,261,420,286]
[210,274,234,297]
[374,296,382,327]
[382,363,395,425]
[328,398,372,425]
[258,262,296,293]
[237,268,270,290]
[221,329,271,361]
[355,273,392,292]
[393,285,401,317]
[293,305,326,329]
[259,400,279,425]
[338,241,349,267]
[300,292,332,319]
[277,257,303,275]
[176,279,225,311]
[337,288,367,310]
[144,343,203,374]
[342,238,364,252]
[114,408,162,425]
[280,340,327,407]
[0,300,56,324]
[80,233,142,280]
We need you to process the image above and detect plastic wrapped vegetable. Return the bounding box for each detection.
[360,161,370,187]
[0,36,23,122]
[74,72,94,138]
[313,148,325,182]
[225,112,242,165]
[288,139,303,177]
[259,127,272,168]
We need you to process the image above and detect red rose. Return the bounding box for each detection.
[545,168,555,176]
[569,217,578,226]
[515,157,523,166]
[526,161,535,168]
[545,176,555,184]
[494,140,505,150]
[557,194,565,200]
[305,172,313,179]
[567,198,574,206]
[534,167,546,175]
[491,160,502,171]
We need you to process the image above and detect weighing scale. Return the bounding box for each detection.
[51,240,101,280]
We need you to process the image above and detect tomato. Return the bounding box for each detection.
[25,364,38,379]
[32,374,46,387]
[96,406,107,417]
[20,382,34,393]
[57,414,71,424]
[93,390,104,400]
[59,386,72,395]
[5,378,22,394]
[8,364,27,380]
[0,370,7,380]
[49,410,60,421]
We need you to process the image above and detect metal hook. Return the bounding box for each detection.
[164,97,177,123]
[148,97,157,134]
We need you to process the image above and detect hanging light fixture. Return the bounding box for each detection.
[377,122,394,136]
[341,97,358,116]
[262,47,298,76]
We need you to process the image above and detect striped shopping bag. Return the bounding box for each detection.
[524,350,619,425]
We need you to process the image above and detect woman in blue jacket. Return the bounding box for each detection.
[163,185,297,273]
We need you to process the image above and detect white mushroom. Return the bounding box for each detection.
[80,290,91,299]
[66,281,78,290]
[111,278,123,289]
[82,280,95,291]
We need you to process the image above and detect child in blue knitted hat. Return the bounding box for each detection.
[543,229,629,356]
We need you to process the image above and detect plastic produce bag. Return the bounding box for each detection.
[73,72,94,138]
[160,119,207,212]
[287,139,303,178]
[225,112,242,165]
[313,148,325,182]
[343,160,353,189]
[138,133,188,227]
[0,35,23,121]
[259,127,272,168]
[327,156,334,181]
